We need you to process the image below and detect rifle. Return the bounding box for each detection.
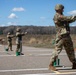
[73,15,76,21]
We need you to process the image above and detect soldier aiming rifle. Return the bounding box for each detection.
[16,27,27,56]
[7,32,15,51]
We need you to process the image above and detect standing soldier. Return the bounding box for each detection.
[16,28,27,56]
[49,4,76,71]
[7,32,14,51]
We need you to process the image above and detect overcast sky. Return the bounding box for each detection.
[0,0,76,26]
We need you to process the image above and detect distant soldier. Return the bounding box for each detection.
[16,28,27,56]
[7,32,14,51]
[0,38,4,45]
[49,4,76,71]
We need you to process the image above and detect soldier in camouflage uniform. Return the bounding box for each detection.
[16,28,27,56]
[7,32,14,51]
[49,4,76,71]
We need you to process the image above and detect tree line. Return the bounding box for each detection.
[0,25,76,35]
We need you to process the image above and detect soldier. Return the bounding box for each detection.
[49,4,76,71]
[7,32,14,51]
[16,28,27,56]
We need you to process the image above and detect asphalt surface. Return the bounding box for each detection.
[0,45,76,75]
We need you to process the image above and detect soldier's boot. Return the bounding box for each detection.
[16,52,20,56]
[18,52,20,55]
[49,62,57,71]
[9,47,13,51]
[72,62,76,69]
[10,49,13,51]
[10,50,13,51]
[20,53,24,55]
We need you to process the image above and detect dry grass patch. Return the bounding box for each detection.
[1,34,76,49]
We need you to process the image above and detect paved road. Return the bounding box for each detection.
[0,45,76,75]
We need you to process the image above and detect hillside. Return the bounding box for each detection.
[0,25,76,35]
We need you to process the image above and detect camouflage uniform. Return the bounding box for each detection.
[7,32,14,51]
[16,28,27,55]
[49,4,76,71]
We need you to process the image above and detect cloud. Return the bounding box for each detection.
[0,24,6,27]
[12,7,25,12]
[8,13,18,19]
[0,22,17,27]
[68,10,76,15]
[40,17,46,20]
[7,22,17,25]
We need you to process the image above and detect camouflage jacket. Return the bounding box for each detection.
[53,13,76,37]
[16,32,25,41]
[7,35,14,42]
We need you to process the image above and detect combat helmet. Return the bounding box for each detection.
[55,4,64,10]
[16,28,21,32]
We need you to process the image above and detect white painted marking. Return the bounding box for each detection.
[0,68,48,72]
[0,53,69,57]
[0,55,16,57]
[54,71,60,74]
[0,53,74,57]
[19,73,56,75]
[58,72,76,74]
[20,71,76,75]
[26,50,52,52]
[32,53,70,56]
[19,71,76,75]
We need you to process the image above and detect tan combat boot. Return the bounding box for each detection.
[49,63,57,71]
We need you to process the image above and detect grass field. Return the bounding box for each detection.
[0,34,76,49]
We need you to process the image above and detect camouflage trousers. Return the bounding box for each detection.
[7,41,12,51]
[16,42,22,53]
[50,35,75,63]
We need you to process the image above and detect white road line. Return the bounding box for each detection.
[0,67,73,72]
[0,54,50,57]
[30,53,74,56]
[0,53,74,57]
[19,73,56,75]
[56,72,76,74]
[19,71,76,75]
[0,68,48,72]
[0,67,76,75]
[20,71,76,75]
[26,50,53,52]
[0,50,52,52]
[0,55,16,57]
